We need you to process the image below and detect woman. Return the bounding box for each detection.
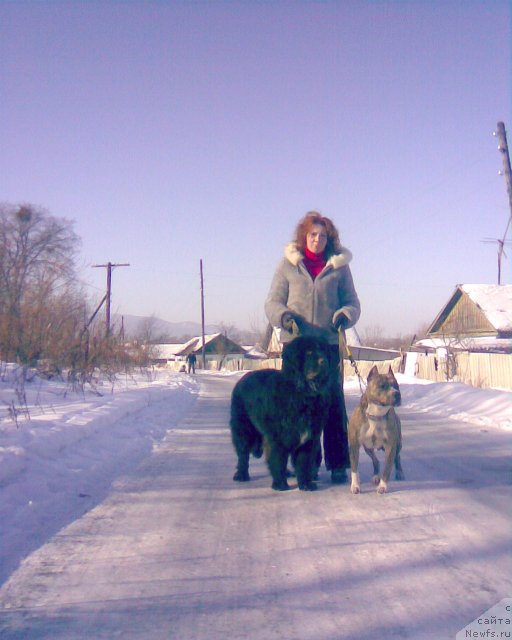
[265,211,361,483]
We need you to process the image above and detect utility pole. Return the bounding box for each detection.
[92,262,130,337]
[489,122,512,284]
[200,259,206,369]
[495,122,512,219]
[482,235,511,284]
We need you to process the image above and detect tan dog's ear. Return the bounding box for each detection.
[367,365,379,381]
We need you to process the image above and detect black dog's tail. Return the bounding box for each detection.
[251,435,263,458]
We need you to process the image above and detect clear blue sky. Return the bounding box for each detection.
[1,0,511,337]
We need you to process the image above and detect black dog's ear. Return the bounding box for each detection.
[282,339,301,372]
[281,338,305,388]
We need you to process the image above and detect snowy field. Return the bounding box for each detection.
[0,364,510,639]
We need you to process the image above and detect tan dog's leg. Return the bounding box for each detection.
[377,442,398,494]
[363,445,381,485]
[395,450,405,480]
[394,414,405,480]
[348,419,361,494]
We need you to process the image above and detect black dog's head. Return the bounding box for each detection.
[281,336,331,394]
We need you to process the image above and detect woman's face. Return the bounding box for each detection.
[306,224,328,254]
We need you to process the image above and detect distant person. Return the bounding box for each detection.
[186,352,197,374]
[265,210,361,483]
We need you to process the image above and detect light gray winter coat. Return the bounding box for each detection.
[265,243,361,345]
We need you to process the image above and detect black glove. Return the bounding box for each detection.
[334,313,351,331]
[282,313,331,340]
[281,312,304,332]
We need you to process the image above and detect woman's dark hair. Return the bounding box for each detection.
[294,211,342,256]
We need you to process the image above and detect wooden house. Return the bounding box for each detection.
[175,333,246,358]
[153,333,247,367]
[418,284,512,353]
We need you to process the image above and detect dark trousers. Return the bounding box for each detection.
[322,344,350,470]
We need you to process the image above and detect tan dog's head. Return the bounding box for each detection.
[363,365,401,409]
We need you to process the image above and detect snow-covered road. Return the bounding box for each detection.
[0,372,510,640]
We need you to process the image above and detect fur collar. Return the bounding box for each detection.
[284,242,352,269]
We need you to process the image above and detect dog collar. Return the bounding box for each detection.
[366,403,392,420]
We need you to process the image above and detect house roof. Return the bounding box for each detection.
[460,284,512,332]
[175,334,210,356]
[180,333,246,356]
[241,345,268,359]
[154,333,247,359]
[427,284,512,336]
[153,343,186,360]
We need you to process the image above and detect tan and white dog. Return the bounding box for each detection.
[348,366,404,494]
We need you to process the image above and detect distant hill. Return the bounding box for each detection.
[112,314,220,341]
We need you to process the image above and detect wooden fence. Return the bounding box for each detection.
[164,350,512,390]
[222,356,403,378]
[218,352,512,390]
[412,351,512,390]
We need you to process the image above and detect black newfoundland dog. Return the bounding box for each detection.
[230,335,332,491]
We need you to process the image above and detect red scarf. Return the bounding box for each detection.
[303,247,326,279]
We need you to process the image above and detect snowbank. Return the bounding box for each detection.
[0,366,199,583]
[345,373,512,431]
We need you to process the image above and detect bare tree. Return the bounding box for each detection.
[247,312,269,348]
[135,315,159,344]
[218,322,241,343]
[0,203,81,364]
[361,324,385,347]
[130,315,160,366]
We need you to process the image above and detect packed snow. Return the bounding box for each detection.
[0,363,510,639]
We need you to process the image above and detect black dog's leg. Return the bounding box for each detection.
[232,429,262,481]
[293,439,319,491]
[313,447,322,480]
[233,447,251,482]
[265,439,290,491]
[232,432,263,482]
[230,423,254,483]
[230,392,260,482]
